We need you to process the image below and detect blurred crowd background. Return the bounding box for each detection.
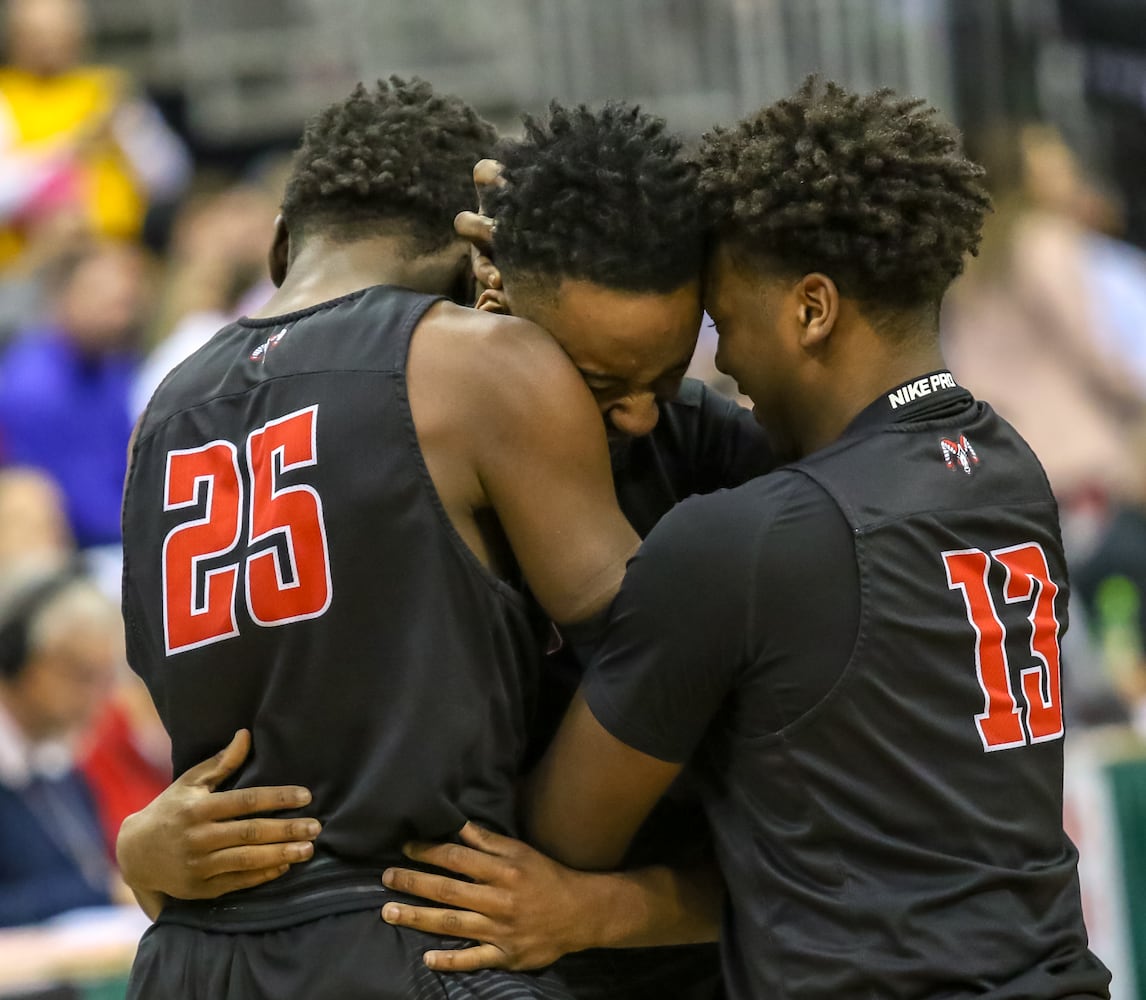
[0,0,1144,996]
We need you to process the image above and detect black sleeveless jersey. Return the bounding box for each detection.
[585,373,1110,999]
[122,286,543,882]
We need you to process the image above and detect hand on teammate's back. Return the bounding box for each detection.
[380,821,592,971]
[116,729,321,917]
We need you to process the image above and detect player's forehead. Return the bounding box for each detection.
[702,241,787,320]
[543,277,701,382]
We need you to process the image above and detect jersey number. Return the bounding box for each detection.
[943,543,1064,752]
[162,405,332,655]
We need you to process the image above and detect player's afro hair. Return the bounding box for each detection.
[280,77,497,252]
[487,101,703,294]
[698,77,992,309]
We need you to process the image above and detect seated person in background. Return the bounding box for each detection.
[0,563,121,926]
[0,0,190,267]
[0,467,73,572]
[0,239,148,552]
[80,672,170,854]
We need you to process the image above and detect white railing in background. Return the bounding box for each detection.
[80,0,1067,142]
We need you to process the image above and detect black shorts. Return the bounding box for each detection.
[126,909,574,1000]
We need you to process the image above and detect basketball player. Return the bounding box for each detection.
[123,80,760,998]
[119,80,741,1000]
[375,80,1113,999]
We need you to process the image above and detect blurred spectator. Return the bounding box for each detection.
[79,673,169,852]
[0,0,190,269]
[0,563,120,927]
[1058,0,1146,253]
[944,125,1146,511]
[132,181,276,417]
[0,239,148,551]
[0,467,72,571]
[0,204,89,346]
[1072,500,1146,735]
[0,465,166,855]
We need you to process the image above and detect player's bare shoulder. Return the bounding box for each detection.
[406,299,633,618]
[408,299,601,453]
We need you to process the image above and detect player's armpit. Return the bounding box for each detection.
[465,316,639,624]
[116,729,322,903]
[526,692,682,871]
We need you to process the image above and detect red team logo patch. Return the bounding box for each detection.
[250,328,288,362]
[941,434,979,475]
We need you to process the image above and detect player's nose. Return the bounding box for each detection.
[608,393,660,439]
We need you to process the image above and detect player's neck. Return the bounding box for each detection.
[252,237,461,318]
[795,330,947,459]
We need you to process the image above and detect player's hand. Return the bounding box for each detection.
[116,729,321,903]
[380,821,590,971]
[455,159,507,311]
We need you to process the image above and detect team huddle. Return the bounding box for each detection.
[115,75,1110,999]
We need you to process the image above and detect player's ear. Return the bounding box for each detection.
[268,215,290,288]
[796,273,839,348]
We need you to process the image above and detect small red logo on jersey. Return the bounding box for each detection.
[250,329,288,362]
[941,434,979,475]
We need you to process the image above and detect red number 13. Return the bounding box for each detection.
[162,405,332,655]
[943,542,1064,752]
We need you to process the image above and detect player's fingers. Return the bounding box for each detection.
[196,864,292,897]
[399,839,505,882]
[423,944,508,973]
[457,821,520,858]
[202,783,313,820]
[381,865,498,909]
[473,254,501,291]
[454,211,495,255]
[473,160,506,218]
[475,289,508,314]
[181,729,251,789]
[472,158,506,190]
[380,901,492,943]
[193,841,315,880]
[190,816,321,852]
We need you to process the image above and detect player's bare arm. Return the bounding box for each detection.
[409,300,640,624]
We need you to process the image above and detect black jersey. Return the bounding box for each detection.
[122,286,544,923]
[584,372,1110,1000]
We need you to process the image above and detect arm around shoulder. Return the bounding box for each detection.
[460,312,640,624]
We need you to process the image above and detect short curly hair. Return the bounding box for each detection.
[280,77,497,252]
[487,101,703,294]
[698,77,991,310]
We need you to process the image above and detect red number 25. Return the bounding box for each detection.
[161,405,332,655]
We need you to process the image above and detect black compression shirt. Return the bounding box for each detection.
[584,470,859,760]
